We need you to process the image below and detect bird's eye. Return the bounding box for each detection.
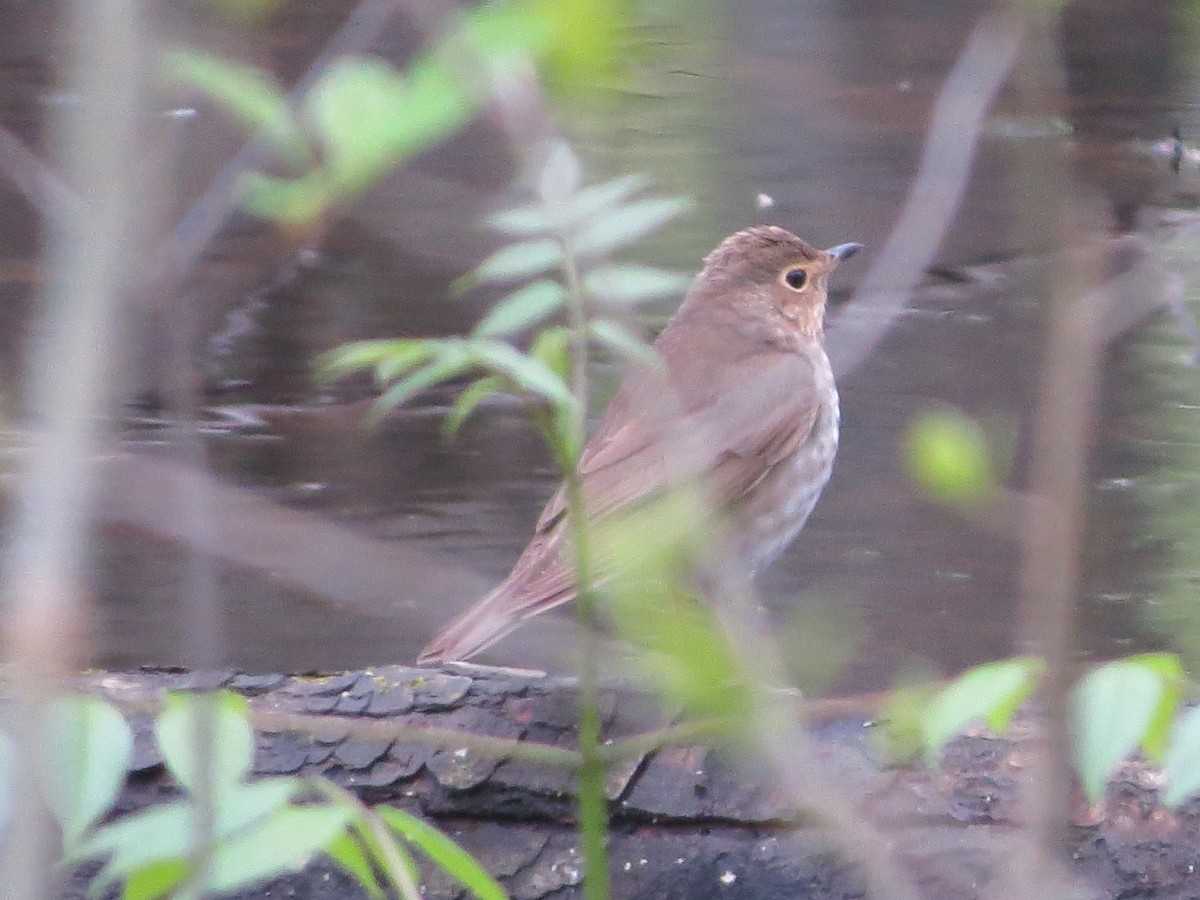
[783,267,808,290]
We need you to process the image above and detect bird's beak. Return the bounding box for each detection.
[825,242,864,263]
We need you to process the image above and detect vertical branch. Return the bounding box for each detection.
[998,6,1107,897]
[0,0,145,894]
[558,239,611,900]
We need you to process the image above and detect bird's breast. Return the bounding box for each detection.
[737,355,839,574]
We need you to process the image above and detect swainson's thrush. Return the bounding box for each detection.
[419,226,862,664]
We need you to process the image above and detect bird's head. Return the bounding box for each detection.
[698,226,862,337]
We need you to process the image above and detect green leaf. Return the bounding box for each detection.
[163,50,309,167]
[210,805,352,892]
[378,806,508,900]
[486,204,555,237]
[1071,660,1165,802]
[327,832,386,900]
[529,327,571,384]
[369,348,473,421]
[587,320,662,369]
[566,174,648,227]
[443,376,503,440]
[45,696,134,848]
[903,407,995,508]
[304,56,471,199]
[239,171,330,225]
[1123,653,1184,763]
[316,339,432,383]
[474,240,563,283]
[468,342,574,410]
[123,858,189,900]
[594,489,748,722]
[376,341,442,384]
[154,691,254,798]
[458,0,555,73]
[76,780,300,891]
[920,658,1042,764]
[1163,705,1200,807]
[584,265,690,305]
[76,802,193,891]
[472,281,566,339]
[573,197,691,257]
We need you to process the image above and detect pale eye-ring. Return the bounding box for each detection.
[783,267,808,290]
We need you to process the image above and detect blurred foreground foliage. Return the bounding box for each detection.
[167,0,657,225]
[40,692,505,900]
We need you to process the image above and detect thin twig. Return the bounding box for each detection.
[0,124,77,225]
[826,7,1025,381]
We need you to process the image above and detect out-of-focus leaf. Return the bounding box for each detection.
[532,0,628,93]
[486,204,555,237]
[874,671,938,763]
[163,50,309,167]
[388,58,474,159]
[44,696,134,848]
[573,197,691,257]
[210,805,352,892]
[472,280,566,338]
[444,376,503,440]
[921,658,1042,764]
[538,141,582,206]
[530,327,571,384]
[903,406,995,508]
[376,342,441,384]
[76,780,300,892]
[327,831,386,900]
[378,806,508,900]
[587,320,661,368]
[1163,705,1200,807]
[1123,652,1185,763]
[474,240,563,283]
[239,171,329,225]
[595,490,748,722]
[469,342,574,409]
[304,56,470,200]
[154,691,254,798]
[584,265,690,305]
[1071,660,1165,802]
[317,339,431,383]
[459,0,556,74]
[567,175,648,228]
[123,858,189,900]
[369,347,473,421]
[75,802,192,892]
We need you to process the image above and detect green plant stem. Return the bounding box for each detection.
[559,237,611,900]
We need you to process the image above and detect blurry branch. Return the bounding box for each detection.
[0,1,146,896]
[0,124,77,225]
[97,452,493,620]
[827,8,1024,380]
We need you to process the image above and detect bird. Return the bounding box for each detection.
[418,226,862,664]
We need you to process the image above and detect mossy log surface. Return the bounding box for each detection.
[56,665,1200,899]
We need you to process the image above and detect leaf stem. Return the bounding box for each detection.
[559,235,610,900]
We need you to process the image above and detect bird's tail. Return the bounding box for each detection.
[416,579,573,664]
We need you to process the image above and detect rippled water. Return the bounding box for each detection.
[4,0,1200,692]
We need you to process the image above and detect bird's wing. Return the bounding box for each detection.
[535,348,824,532]
[417,350,825,663]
